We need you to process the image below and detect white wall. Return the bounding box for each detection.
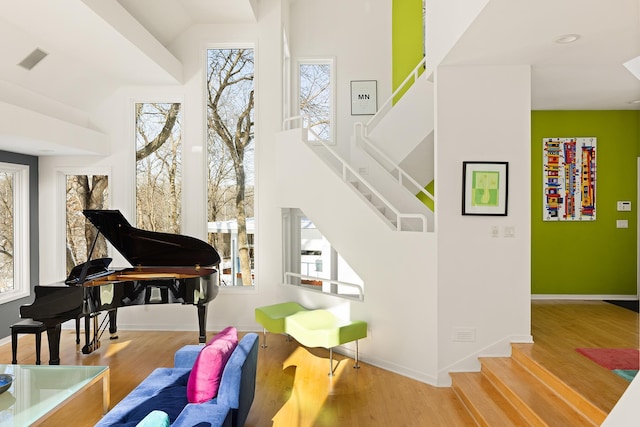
[425,0,489,75]
[276,129,439,383]
[365,75,434,166]
[435,65,532,385]
[289,0,392,160]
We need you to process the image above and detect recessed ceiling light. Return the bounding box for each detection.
[554,34,581,44]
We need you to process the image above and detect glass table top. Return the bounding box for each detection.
[0,364,109,426]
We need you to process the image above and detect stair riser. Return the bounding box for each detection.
[451,382,496,427]
[480,364,548,427]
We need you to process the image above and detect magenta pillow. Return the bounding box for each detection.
[186,326,238,403]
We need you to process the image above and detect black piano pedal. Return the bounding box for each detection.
[82,340,100,354]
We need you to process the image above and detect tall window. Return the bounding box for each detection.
[135,102,182,233]
[65,175,108,275]
[298,58,335,143]
[0,163,29,303]
[206,48,255,286]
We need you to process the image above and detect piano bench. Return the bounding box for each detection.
[10,319,47,365]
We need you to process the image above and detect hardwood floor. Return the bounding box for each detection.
[0,300,636,426]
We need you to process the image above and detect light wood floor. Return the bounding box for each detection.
[0,300,637,426]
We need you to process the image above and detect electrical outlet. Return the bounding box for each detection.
[490,226,499,238]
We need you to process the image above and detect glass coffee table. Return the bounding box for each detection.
[0,364,109,426]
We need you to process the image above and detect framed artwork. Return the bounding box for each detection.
[350,80,377,115]
[462,161,509,216]
[542,137,596,221]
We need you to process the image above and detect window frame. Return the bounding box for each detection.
[56,168,111,280]
[204,44,257,290]
[133,101,184,234]
[0,162,29,304]
[295,57,337,145]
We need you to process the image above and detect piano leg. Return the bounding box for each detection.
[46,324,62,365]
[84,315,91,350]
[109,309,118,339]
[197,304,207,343]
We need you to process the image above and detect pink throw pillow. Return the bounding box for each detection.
[186,326,238,403]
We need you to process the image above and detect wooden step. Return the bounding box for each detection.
[451,372,530,426]
[480,357,597,427]
[511,344,607,425]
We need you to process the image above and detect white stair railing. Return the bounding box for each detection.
[283,272,364,301]
[283,116,427,232]
[366,56,427,133]
[354,122,434,209]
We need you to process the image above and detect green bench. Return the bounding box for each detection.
[254,301,307,347]
[255,302,367,375]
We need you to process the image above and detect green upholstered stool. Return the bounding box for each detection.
[254,302,307,347]
[285,309,367,375]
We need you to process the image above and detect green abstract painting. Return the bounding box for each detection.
[472,171,499,207]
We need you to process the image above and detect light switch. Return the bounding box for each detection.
[617,201,632,212]
[504,226,515,238]
[617,220,629,228]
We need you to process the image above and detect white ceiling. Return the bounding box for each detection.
[442,0,640,110]
[0,0,637,156]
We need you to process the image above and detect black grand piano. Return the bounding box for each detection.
[20,209,220,364]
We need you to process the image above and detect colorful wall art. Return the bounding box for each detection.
[543,137,596,221]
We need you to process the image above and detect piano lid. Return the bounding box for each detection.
[83,209,221,268]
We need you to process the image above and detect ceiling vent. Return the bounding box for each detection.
[18,48,48,70]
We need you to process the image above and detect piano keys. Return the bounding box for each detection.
[20,209,221,364]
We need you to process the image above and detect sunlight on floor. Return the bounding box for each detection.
[272,346,352,427]
[104,340,131,358]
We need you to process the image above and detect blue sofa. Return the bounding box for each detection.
[95,333,259,427]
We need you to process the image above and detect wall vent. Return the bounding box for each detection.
[453,328,476,342]
[18,48,48,70]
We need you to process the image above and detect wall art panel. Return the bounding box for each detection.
[543,137,596,221]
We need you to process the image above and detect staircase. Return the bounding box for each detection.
[451,344,607,426]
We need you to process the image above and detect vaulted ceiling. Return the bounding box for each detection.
[0,0,637,156]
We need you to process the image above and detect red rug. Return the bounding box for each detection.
[575,348,639,370]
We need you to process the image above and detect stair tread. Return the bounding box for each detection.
[480,357,596,426]
[512,343,624,414]
[451,372,530,426]
[511,344,607,424]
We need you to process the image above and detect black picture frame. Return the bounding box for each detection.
[462,161,509,216]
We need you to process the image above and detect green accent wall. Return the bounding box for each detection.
[392,0,423,100]
[532,111,640,295]
[417,179,434,211]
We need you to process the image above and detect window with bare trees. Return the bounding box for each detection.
[206,48,255,286]
[298,58,334,143]
[65,175,108,276]
[135,102,182,234]
[0,163,29,303]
